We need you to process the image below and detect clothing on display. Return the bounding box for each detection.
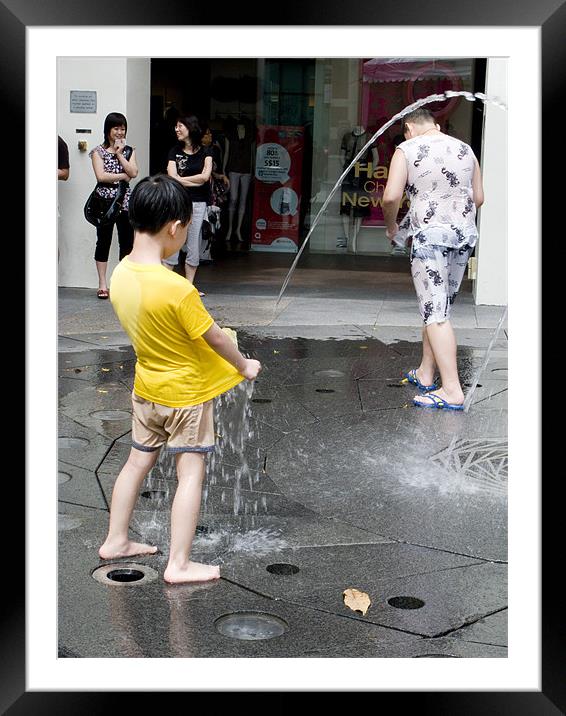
[224,121,255,243]
[339,126,377,218]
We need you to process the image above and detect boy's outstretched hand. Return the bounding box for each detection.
[241,358,262,381]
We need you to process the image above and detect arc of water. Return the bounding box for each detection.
[275,90,506,306]
[462,305,508,413]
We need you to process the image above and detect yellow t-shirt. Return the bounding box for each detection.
[110,257,244,407]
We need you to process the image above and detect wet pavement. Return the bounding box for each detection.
[58,254,508,658]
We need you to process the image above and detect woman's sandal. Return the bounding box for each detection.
[413,392,464,411]
[403,368,438,392]
[97,289,109,300]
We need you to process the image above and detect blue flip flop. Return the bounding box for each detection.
[404,369,438,392]
[413,392,464,411]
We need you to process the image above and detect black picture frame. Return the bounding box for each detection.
[8,0,557,710]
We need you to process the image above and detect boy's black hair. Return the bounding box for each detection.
[128,174,193,234]
[402,108,437,132]
[103,112,128,146]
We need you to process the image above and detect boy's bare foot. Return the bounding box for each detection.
[163,560,221,584]
[98,540,158,560]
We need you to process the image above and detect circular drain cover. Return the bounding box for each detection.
[58,436,90,450]
[266,563,299,575]
[313,370,345,378]
[58,471,72,485]
[90,409,131,421]
[315,388,335,394]
[215,611,288,640]
[388,596,425,610]
[92,563,159,587]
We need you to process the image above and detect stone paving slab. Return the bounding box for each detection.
[474,305,508,329]
[58,460,108,511]
[302,636,507,658]
[201,296,292,327]
[58,513,420,658]
[241,324,375,340]
[221,555,507,639]
[266,408,507,561]
[279,354,403,385]
[60,381,133,441]
[245,385,324,432]
[57,286,507,658]
[198,514,395,551]
[275,298,383,326]
[221,542,485,604]
[449,607,508,647]
[281,380,363,420]
[59,357,135,386]
[239,332,395,360]
[58,415,114,473]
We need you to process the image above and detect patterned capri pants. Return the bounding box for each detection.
[410,243,474,325]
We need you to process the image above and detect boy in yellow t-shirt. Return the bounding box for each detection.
[98,174,261,584]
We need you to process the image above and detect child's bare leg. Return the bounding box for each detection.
[99,447,160,559]
[163,451,220,584]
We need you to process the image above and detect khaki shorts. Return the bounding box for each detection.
[131,392,215,453]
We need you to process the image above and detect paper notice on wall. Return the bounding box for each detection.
[251,125,304,253]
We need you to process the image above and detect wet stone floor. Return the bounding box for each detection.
[58,331,508,658]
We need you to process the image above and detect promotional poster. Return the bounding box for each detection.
[251,125,304,252]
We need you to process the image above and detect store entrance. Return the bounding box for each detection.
[149,58,315,266]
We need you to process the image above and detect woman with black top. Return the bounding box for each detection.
[163,116,212,293]
[89,112,138,299]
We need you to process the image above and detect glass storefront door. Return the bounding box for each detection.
[150,57,482,257]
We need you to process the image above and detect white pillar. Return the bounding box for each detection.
[57,57,150,288]
[474,58,508,306]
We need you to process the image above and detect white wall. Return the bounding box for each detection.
[474,59,508,306]
[57,57,150,288]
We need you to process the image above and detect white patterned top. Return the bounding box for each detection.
[395,133,479,249]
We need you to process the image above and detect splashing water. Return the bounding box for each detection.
[194,527,289,557]
[276,89,507,306]
[208,379,256,516]
[133,379,264,552]
[132,450,176,546]
[463,306,508,412]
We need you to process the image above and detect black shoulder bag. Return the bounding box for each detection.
[84,146,133,227]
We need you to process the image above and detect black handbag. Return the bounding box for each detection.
[84,146,133,227]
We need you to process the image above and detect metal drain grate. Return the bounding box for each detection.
[430,438,508,494]
[214,611,288,640]
[92,563,159,587]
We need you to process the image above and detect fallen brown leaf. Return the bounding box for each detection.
[343,588,371,616]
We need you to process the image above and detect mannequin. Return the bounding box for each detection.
[339,125,378,254]
[223,119,255,245]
